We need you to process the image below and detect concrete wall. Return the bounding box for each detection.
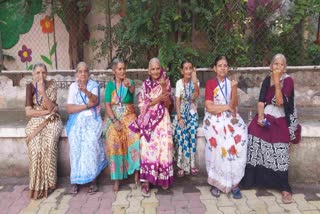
[1,67,320,111]
[1,124,320,184]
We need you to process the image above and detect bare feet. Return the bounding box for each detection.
[134,170,139,189]
[113,180,120,193]
[281,191,293,204]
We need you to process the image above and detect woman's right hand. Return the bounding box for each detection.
[178,118,184,128]
[113,120,122,131]
[257,117,265,127]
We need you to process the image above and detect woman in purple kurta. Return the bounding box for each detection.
[241,54,301,204]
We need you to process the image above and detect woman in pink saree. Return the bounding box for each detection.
[129,58,174,197]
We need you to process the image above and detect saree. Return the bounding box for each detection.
[203,78,248,193]
[66,79,107,184]
[172,79,198,174]
[130,76,174,187]
[104,80,140,180]
[25,80,63,199]
[241,74,301,193]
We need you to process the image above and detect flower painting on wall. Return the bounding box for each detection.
[40,15,57,68]
[18,45,33,70]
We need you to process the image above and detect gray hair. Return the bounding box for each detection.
[75,62,89,73]
[33,62,47,72]
[270,54,287,70]
[111,58,125,71]
[148,57,161,69]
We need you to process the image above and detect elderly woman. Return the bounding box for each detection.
[104,59,140,192]
[129,57,174,197]
[66,62,107,194]
[203,55,248,199]
[172,59,200,177]
[241,54,301,204]
[25,63,63,199]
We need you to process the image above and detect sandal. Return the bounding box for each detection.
[70,184,78,195]
[141,183,151,197]
[191,168,200,176]
[88,183,98,195]
[231,187,242,199]
[281,191,293,204]
[177,169,185,178]
[210,186,221,198]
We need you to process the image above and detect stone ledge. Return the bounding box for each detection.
[1,123,319,138]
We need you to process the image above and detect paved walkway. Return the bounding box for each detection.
[1,176,320,214]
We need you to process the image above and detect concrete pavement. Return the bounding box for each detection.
[1,176,320,214]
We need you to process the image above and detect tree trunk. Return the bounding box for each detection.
[61,0,91,69]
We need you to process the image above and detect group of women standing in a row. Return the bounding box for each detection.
[25,53,300,204]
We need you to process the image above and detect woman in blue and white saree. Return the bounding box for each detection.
[66,62,107,194]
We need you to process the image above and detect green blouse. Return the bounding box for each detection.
[104,80,135,104]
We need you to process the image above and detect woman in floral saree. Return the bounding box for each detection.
[203,55,247,199]
[25,63,63,199]
[129,57,174,197]
[104,59,140,192]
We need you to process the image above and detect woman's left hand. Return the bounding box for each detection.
[123,78,131,87]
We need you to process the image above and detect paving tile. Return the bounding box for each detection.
[157,210,175,214]
[19,198,44,214]
[13,185,28,193]
[302,211,320,214]
[246,204,268,214]
[37,202,57,214]
[55,194,72,212]
[259,196,285,213]
[112,190,130,207]
[230,196,254,214]
[188,199,206,208]
[196,186,217,200]
[279,203,303,214]
[171,187,188,201]
[174,200,189,210]
[293,194,318,211]
[126,183,144,213]
[309,201,320,210]
[141,204,157,214]
[218,206,237,214]
[188,207,206,214]
[200,199,222,214]
[216,194,234,207]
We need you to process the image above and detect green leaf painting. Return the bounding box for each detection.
[50,43,57,56]
[0,0,42,49]
[40,55,52,65]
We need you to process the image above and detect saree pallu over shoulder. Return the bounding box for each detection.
[67,79,107,185]
[104,82,140,180]
[136,77,174,187]
[25,80,63,199]
[203,78,248,193]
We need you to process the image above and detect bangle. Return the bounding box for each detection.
[86,104,89,109]
[111,117,118,123]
